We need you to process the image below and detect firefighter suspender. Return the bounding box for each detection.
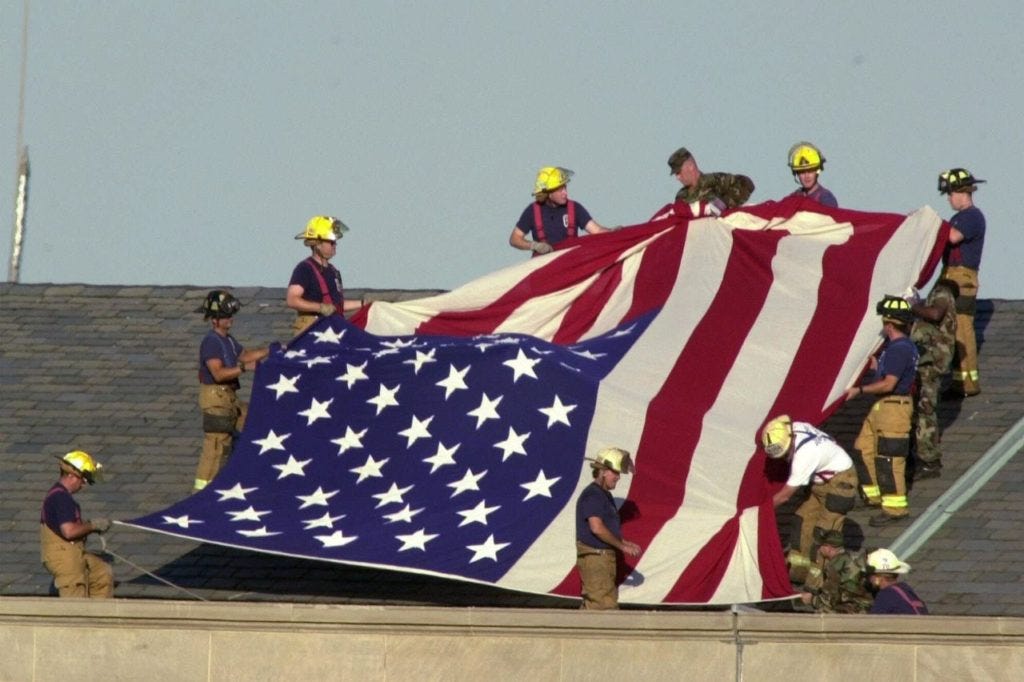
[532,201,577,244]
[304,257,337,307]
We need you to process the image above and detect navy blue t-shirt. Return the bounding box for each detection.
[945,206,986,270]
[199,330,243,386]
[876,336,918,395]
[516,201,594,245]
[40,482,80,538]
[289,257,343,306]
[869,583,928,614]
[575,482,620,548]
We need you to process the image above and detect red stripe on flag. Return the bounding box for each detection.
[685,208,912,601]
[413,227,666,337]
[550,228,785,598]
[552,260,624,345]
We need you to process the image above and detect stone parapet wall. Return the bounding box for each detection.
[2,598,1022,681]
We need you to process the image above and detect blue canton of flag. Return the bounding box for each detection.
[127,314,651,583]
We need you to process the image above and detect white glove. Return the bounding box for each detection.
[530,241,553,255]
[318,303,336,316]
[904,288,922,307]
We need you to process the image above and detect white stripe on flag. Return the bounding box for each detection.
[497,220,732,592]
[622,226,848,602]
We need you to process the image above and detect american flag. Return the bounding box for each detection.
[126,198,946,605]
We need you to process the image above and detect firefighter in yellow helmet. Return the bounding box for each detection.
[786,142,838,208]
[844,296,919,527]
[761,415,858,584]
[509,167,614,255]
[194,290,269,492]
[40,451,114,597]
[575,447,642,609]
[287,216,365,336]
[937,167,987,398]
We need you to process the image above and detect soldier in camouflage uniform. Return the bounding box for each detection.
[800,530,873,614]
[667,147,755,217]
[910,279,959,480]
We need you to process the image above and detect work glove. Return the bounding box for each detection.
[904,287,922,307]
[318,303,336,316]
[91,518,112,534]
[530,241,553,255]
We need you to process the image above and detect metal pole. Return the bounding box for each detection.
[8,0,30,283]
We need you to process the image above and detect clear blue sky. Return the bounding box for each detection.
[2,1,1021,297]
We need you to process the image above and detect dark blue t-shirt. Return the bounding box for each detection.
[877,336,918,395]
[944,206,986,270]
[40,482,80,538]
[575,482,620,548]
[199,330,243,386]
[289,257,343,306]
[869,583,928,614]
[516,201,594,245]
[789,184,838,208]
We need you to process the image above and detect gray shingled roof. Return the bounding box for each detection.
[2,284,1021,614]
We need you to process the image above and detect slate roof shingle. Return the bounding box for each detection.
[2,284,1021,614]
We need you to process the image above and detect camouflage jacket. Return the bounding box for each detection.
[674,172,755,208]
[804,549,873,614]
[911,285,957,369]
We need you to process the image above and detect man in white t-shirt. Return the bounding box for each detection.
[762,415,858,583]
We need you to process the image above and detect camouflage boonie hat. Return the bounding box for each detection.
[668,147,693,174]
[819,530,845,548]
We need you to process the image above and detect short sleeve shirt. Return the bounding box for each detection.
[869,583,928,614]
[575,482,620,549]
[944,206,986,270]
[877,336,918,395]
[40,482,80,538]
[199,330,243,386]
[790,184,838,208]
[516,201,594,245]
[289,258,343,306]
[786,422,854,487]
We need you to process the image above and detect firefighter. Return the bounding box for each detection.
[194,290,268,491]
[845,296,919,527]
[866,549,929,614]
[575,447,642,609]
[287,216,364,336]
[786,141,838,207]
[762,415,857,583]
[40,451,114,598]
[937,168,987,397]
[509,167,612,255]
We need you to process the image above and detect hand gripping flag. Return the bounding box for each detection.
[126,197,947,605]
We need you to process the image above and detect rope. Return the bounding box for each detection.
[99,525,209,601]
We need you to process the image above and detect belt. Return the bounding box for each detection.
[576,541,614,557]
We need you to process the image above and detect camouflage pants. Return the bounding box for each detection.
[196,385,247,491]
[915,364,943,466]
[942,266,980,394]
[853,397,913,516]
[576,541,618,609]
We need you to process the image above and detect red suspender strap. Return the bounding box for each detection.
[533,201,577,243]
[889,585,925,614]
[304,257,335,307]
